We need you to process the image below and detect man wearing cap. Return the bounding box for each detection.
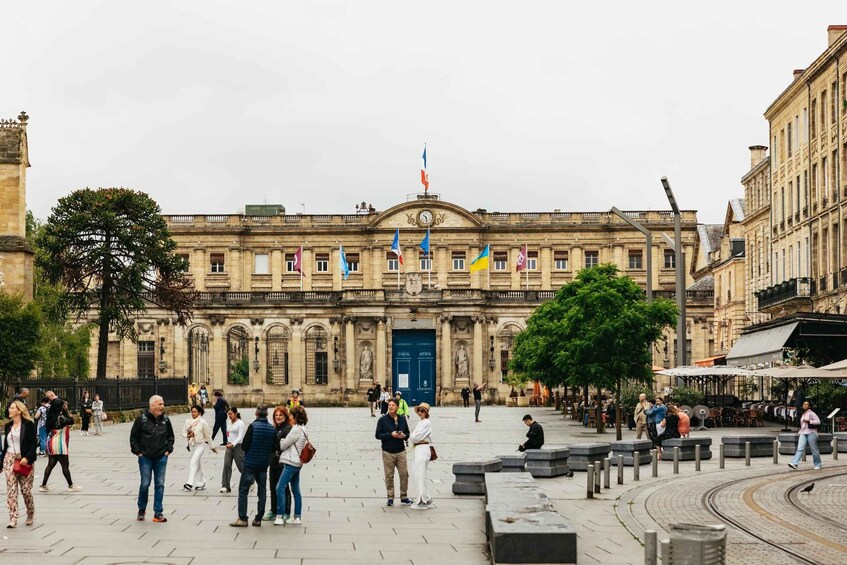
[375,398,412,507]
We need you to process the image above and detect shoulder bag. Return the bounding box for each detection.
[298,430,316,464]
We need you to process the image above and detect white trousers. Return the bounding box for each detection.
[187,444,207,487]
[413,444,431,504]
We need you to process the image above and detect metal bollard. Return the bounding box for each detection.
[652,450,658,478]
[617,454,624,485]
[587,465,594,499]
[834,437,838,461]
[673,447,680,474]
[594,460,601,493]
[634,451,641,481]
[603,458,611,489]
[644,530,657,565]
[745,441,751,467]
[660,539,670,563]
[695,444,701,471]
[719,443,725,469]
[802,449,807,462]
[773,439,779,464]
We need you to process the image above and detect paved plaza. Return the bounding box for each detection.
[0,405,845,564]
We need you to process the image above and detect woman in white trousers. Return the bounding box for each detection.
[182,405,217,491]
[408,403,433,509]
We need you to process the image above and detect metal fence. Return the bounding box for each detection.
[2,377,188,413]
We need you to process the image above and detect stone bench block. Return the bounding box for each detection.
[661,437,712,461]
[721,435,776,457]
[834,432,847,453]
[778,433,833,455]
[498,453,527,472]
[566,442,611,471]
[610,439,653,466]
[525,447,570,478]
[452,459,502,495]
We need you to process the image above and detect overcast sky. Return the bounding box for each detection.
[4,1,844,224]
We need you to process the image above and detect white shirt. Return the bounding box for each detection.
[409,419,432,444]
[227,419,245,446]
[7,425,21,455]
[379,391,391,402]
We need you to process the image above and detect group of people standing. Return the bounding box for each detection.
[633,394,690,459]
[375,397,434,509]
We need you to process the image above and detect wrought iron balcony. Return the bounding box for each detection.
[755,277,813,310]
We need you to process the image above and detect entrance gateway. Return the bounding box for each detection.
[391,330,436,406]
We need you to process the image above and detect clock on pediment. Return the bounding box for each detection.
[418,209,434,226]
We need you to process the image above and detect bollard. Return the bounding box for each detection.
[834,437,838,461]
[594,460,601,493]
[773,439,779,464]
[719,443,725,469]
[745,441,751,466]
[695,444,701,471]
[651,450,658,478]
[660,539,670,564]
[634,451,641,481]
[644,530,657,565]
[617,454,624,485]
[587,465,594,499]
[603,458,611,489]
[673,447,679,474]
[802,449,807,462]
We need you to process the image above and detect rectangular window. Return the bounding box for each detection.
[821,90,827,131]
[419,250,431,271]
[833,82,838,124]
[796,175,801,213]
[286,253,297,272]
[210,253,225,273]
[493,251,508,271]
[628,250,643,269]
[781,187,785,221]
[314,352,328,385]
[386,252,399,272]
[811,99,817,138]
[177,253,191,273]
[137,341,155,378]
[452,251,466,271]
[554,250,569,270]
[254,253,269,274]
[526,251,538,270]
[346,252,359,273]
[812,164,818,204]
[664,250,675,269]
[802,108,808,144]
[787,182,793,217]
[500,349,510,381]
[823,157,829,198]
[584,251,599,268]
[315,253,329,273]
[787,122,792,158]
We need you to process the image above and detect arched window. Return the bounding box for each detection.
[227,326,250,385]
[266,326,290,385]
[187,327,210,384]
[305,326,329,386]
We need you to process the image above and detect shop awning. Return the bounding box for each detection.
[694,354,727,367]
[726,322,799,366]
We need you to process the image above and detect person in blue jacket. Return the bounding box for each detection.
[644,397,667,447]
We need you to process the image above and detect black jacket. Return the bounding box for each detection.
[46,397,67,431]
[269,422,292,467]
[130,411,175,460]
[1,419,38,463]
[214,397,228,419]
[524,421,545,450]
[375,414,410,453]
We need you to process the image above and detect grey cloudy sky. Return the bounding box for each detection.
[5,1,843,223]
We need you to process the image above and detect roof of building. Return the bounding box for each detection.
[729,199,746,222]
[687,275,714,292]
[697,224,723,255]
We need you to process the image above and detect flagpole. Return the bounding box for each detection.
[525,246,529,291]
[427,228,431,290]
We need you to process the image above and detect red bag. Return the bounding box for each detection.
[13,460,33,477]
[298,430,316,464]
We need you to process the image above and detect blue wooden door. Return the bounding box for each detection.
[392,330,436,406]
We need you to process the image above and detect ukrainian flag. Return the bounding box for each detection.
[469,244,490,272]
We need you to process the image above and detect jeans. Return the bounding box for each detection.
[276,464,302,517]
[38,426,47,453]
[138,455,168,514]
[790,432,822,467]
[237,465,267,521]
[474,400,481,421]
[269,464,291,516]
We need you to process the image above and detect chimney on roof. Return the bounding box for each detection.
[749,145,768,169]
[828,25,847,47]
[793,69,805,80]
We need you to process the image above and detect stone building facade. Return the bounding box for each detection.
[0,112,33,301]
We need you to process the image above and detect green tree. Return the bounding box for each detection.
[511,264,677,438]
[0,293,41,380]
[36,188,195,379]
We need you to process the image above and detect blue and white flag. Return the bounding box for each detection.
[339,245,350,280]
[419,228,430,255]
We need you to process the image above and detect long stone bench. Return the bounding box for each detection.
[721,435,775,457]
[566,443,611,471]
[525,447,571,478]
[452,459,502,495]
[778,433,833,455]
[661,437,712,461]
[835,432,847,453]
[498,453,527,472]
[484,472,577,564]
[610,439,653,466]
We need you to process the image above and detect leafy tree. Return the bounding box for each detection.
[0,293,41,380]
[37,188,195,379]
[668,385,704,408]
[511,264,677,438]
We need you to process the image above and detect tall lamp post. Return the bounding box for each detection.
[610,207,652,303]
[661,177,687,368]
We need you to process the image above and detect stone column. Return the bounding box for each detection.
[540,246,552,290]
[572,246,583,271]
[437,244,449,288]
[271,249,283,291]
[441,315,453,389]
[211,319,225,390]
[473,316,484,386]
[345,317,356,392]
[229,247,242,291]
[289,318,304,392]
[510,247,521,289]
[192,247,206,290]
[376,317,387,387]
[302,248,312,291]
[371,246,384,289]
[333,248,342,289]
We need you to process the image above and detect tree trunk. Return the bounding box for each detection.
[596,397,603,433]
[96,232,112,380]
[615,375,622,441]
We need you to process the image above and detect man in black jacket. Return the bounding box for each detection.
[212,391,229,443]
[375,398,412,507]
[130,395,175,523]
[518,414,544,451]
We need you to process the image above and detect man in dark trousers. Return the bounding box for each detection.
[473,382,487,422]
[460,386,471,408]
[367,383,377,417]
[375,398,413,507]
[231,404,276,527]
[518,414,544,451]
[212,391,229,443]
[130,395,175,523]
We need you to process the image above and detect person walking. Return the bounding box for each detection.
[461,386,471,408]
[264,406,293,521]
[634,393,648,439]
[379,388,391,415]
[182,405,218,491]
[273,406,310,525]
[80,391,93,436]
[375,398,412,507]
[788,400,822,470]
[41,395,81,493]
[199,385,209,406]
[518,414,545,451]
[231,405,276,527]
[644,397,666,447]
[212,391,229,443]
[395,392,410,419]
[409,403,433,510]
[5,387,29,418]
[35,397,49,456]
[367,384,377,417]
[91,394,104,436]
[3,400,37,528]
[473,382,487,422]
[188,383,198,406]
[220,407,245,493]
[130,395,174,522]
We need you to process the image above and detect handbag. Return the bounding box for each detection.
[429,445,438,461]
[298,430,316,464]
[13,459,33,477]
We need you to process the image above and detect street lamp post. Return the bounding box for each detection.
[661,177,687,368]
[610,207,652,303]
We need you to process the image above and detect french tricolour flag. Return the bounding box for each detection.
[391,228,404,265]
[420,145,429,191]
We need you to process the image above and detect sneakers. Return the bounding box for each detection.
[38,485,49,493]
[252,517,262,527]
[273,515,285,525]
[67,485,82,493]
[788,462,798,470]
[400,498,413,505]
[152,513,167,523]
[137,511,145,521]
[285,516,302,525]
[183,484,193,492]
[229,518,248,527]
[386,499,394,507]
[195,484,206,491]
[219,487,231,493]
[262,511,275,521]
[814,465,822,470]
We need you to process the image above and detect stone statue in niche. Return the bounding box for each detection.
[455,343,470,380]
[360,345,374,381]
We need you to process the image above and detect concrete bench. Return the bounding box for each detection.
[835,432,847,453]
[452,459,502,495]
[721,435,775,457]
[498,453,527,472]
[610,439,653,466]
[525,447,571,478]
[566,442,611,471]
[484,472,577,564]
[661,437,712,461]
[778,433,833,455]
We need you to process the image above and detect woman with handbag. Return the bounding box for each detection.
[3,400,37,528]
[80,391,93,436]
[273,406,309,526]
[408,403,434,510]
[788,400,822,470]
[40,401,81,493]
[263,406,293,521]
[182,405,218,491]
[91,394,104,436]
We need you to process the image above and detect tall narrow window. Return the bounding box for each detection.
[210,253,225,273]
[137,341,155,379]
[821,90,827,132]
[526,251,538,270]
[787,122,793,158]
[286,253,297,272]
[177,253,191,273]
[628,250,643,269]
[823,157,829,200]
[345,253,359,273]
[315,253,329,272]
[419,250,431,271]
[554,250,569,270]
[493,251,508,271]
[254,253,269,274]
[452,251,465,271]
[811,99,817,138]
[787,182,793,217]
[386,252,399,272]
[831,82,837,124]
[664,250,675,269]
[305,326,328,385]
[584,251,599,268]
